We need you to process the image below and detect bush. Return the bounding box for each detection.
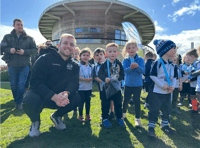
[1,71,10,81]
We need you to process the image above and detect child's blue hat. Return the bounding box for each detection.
[153,39,176,57]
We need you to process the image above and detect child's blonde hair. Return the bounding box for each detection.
[75,47,81,53]
[80,47,93,59]
[106,43,119,50]
[182,54,186,63]
[122,40,138,58]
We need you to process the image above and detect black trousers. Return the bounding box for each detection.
[78,90,92,116]
[102,90,122,120]
[123,86,142,118]
[23,90,81,122]
[172,88,179,109]
[148,91,171,123]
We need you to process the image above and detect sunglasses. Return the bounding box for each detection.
[47,44,52,46]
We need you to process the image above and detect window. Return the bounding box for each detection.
[89,39,101,43]
[90,28,97,32]
[75,28,82,33]
[82,28,89,33]
[115,30,127,45]
[77,39,88,43]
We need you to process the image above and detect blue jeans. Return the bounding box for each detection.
[8,65,29,104]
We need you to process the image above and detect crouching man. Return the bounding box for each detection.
[23,34,81,137]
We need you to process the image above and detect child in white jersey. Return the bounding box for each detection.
[148,39,178,137]
[171,54,182,114]
[78,47,93,121]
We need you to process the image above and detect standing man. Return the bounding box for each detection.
[45,40,52,47]
[1,18,37,110]
[23,33,81,137]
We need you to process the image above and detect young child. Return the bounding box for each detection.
[73,47,81,62]
[98,43,125,128]
[178,55,191,106]
[185,49,199,113]
[195,45,200,113]
[148,39,178,137]
[171,54,182,114]
[93,48,106,119]
[72,47,81,114]
[144,50,155,110]
[78,47,93,121]
[121,40,145,127]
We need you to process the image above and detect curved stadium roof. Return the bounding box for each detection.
[39,0,155,45]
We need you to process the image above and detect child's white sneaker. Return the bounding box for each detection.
[122,113,126,119]
[135,118,142,127]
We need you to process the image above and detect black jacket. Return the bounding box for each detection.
[144,59,154,81]
[38,45,58,57]
[98,59,124,82]
[30,51,80,100]
[1,29,37,67]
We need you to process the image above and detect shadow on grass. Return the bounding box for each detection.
[0,100,24,124]
[124,118,172,148]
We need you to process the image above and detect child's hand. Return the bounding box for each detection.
[162,85,169,90]
[185,71,189,75]
[131,63,138,69]
[85,78,92,82]
[168,86,175,93]
[105,77,110,83]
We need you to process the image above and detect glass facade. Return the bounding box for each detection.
[115,30,126,45]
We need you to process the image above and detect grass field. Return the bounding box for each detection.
[0,87,200,148]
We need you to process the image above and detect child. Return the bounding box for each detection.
[121,40,145,127]
[144,50,155,110]
[148,39,178,137]
[185,49,199,113]
[195,45,200,113]
[93,48,106,119]
[171,54,182,114]
[98,43,125,128]
[72,47,81,114]
[78,47,93,121]
[178,55,191,106]
[73,47,81,62]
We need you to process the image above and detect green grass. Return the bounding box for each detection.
[1,87,200,148]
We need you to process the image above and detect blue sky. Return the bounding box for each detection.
[1,0,200,65]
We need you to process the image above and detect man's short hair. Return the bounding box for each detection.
[186,48,198,58]
[59,33,76,45]
[45,40,52,45]
[145,50,154,59]
[13,18,23,25]
[94,47,106,56]
[106,43,118,50]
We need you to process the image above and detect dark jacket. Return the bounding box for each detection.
[144,59,154,82]
[30,51,80,100]
[98,59,124,82]
[1,29,37,67]
[38,45,58,57]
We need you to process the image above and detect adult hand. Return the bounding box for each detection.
[51,93,69,107]
[16,49,24,55]
[10,48,16,54]
[105,77,110,83]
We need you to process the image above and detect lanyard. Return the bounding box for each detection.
[129,56,134,63]
[80,64,90,78]
[107,59,116,78]
[188,61,197,79]
[160,58,171,86]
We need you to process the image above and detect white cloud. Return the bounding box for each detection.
[154,21,166,33]
[162,5,166,9]
[148,29,200,56]
[172,0,181,6]
[0,25,47,65]
[0,25,46,45]
[168,0,200,22]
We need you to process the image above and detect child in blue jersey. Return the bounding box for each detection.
[121,40,145,127]
[178,55,191,106]
[73,47,80,62]
[98,43,125,128]
[148,39,178,137]
[184,49,199,113]
[93,48,106,119]
[78,47,93,121]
